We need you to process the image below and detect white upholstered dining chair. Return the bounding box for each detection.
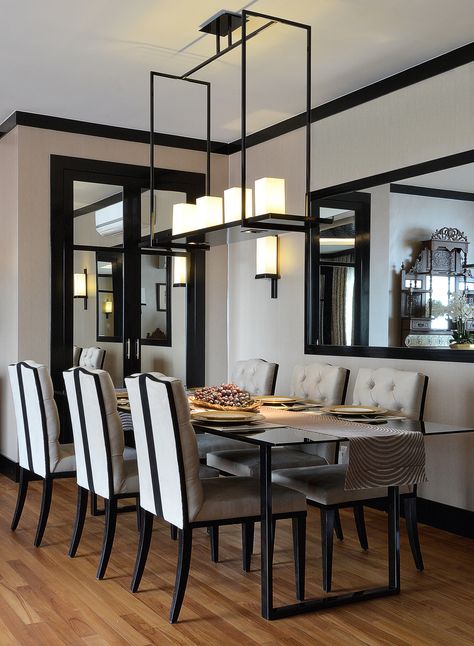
[8,360,76,547]
[64,367,139,579]
[126,372,307,623]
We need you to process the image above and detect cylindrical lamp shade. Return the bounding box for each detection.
[74,272,87,297]
[254,177,285,216]
[104,299,113,314]
[173,256,187,286]
[224,187,253,222]
[256,236,278,276]
[172,203,198,236]
[196,195,223,229]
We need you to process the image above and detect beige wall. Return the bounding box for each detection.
[228,63,474,510]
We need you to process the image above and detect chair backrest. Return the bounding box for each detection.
[291,362,349,404]
[79,347,106,370]
[63,367,127,498]
[8,360,62,478]
[72,345,82,367]
[230,358,279,396]
[352,367,428,420]
[126,373,203,529]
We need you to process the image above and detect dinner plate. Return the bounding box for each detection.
[256,396,300,405]
[191,411,265,424]
[321,405,387,416]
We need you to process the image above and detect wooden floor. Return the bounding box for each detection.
[0,475,472,645]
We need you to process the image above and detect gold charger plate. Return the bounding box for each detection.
[256,396,300,405]
[191,411,265,425]
[321,405,387,416]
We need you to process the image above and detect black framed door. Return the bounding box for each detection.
[51,156,206,432]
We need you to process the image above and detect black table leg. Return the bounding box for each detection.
[388,486,400,592]
[260,444,273,619]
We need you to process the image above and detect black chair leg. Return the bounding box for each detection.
[353,504,369,550]
[96,498,118,580]
[293,514,306,601]
[209,525,219,562]
[131,509,154,592]
[170,525,178,540]
[242,521,255,572]
[69,486,88,557]
[404,496,424,571]
[34,477,53,547]
[321,507,336,592]
[334,509,344,541]
[11,467,29,531]
[169,528,193,624]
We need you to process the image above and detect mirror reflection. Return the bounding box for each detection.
[96,253,123,341]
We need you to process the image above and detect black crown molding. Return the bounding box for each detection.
[390,183,474,203]
[1,42,472,154]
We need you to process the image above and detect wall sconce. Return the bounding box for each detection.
[255,235,279,298]
[103,298,113,319]
[173,256,187,287]
[74,268,88,309]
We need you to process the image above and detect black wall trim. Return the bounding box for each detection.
[390,183,474,203]
[2,42,472,153]
[1,111,230,154]
[369,497,473,540]
[74,191,124,218]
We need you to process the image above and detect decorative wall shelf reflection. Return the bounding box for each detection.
[400,227,474,347]
[148,10,320,250]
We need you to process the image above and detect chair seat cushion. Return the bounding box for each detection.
[207,446,327,478]
[196,433,245,459]
[118,457,139,495]
[272,465,410,506]
[51,443,76,473]
[199,464,219,479]
[192,477,306,523]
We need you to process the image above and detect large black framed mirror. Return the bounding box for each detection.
[305,149,474,362]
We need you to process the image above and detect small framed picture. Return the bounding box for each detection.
[156,283,167,311]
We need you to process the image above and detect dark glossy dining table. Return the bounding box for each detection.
[192,408,473,620]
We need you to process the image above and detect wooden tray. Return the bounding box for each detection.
[191,398,261,412]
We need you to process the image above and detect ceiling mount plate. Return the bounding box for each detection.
[199,10,242,36]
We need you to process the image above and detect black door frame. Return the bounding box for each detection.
[50,155,206,393]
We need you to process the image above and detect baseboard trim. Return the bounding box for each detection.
[0,455,19,482]
[368,496,473,539]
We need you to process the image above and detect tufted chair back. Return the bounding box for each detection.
[79,347,106,370]
[291,363,349,405]
[9,360,64,477]
[126,373,203,529]
[64,367,130,498]
[352,367,428,420]
[72,345,82,367]
[230,359,278,396]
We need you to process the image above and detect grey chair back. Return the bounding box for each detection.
[8,360,62,478]
[126,373,203,529]
[352,367,428,420]
[231,358,279,395]
[291,362,349,404]
[79,347,106,369]
[64,367,128,498]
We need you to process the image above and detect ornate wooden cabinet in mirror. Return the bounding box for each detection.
[401,227,474,347]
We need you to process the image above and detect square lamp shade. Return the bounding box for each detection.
[173,256,187,286]
[172,203,198,236]
[224,187,253,222]
[254,177,285,216]
[256,236,279,277]
[196,195,223,229]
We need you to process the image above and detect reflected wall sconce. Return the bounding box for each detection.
[255,235,279,298]
[173,256,187,287]
[104,299,113,319]
[74,268,88,309]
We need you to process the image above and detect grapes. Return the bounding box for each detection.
[194,383,252,408]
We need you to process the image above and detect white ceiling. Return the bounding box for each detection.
[1,0,473,141]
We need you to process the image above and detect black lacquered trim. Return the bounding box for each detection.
[72,369,95,493]
[136,374,162,516]
[15,363,34,472]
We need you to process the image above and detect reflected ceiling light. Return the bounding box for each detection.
[320,238,355,246]
[104,299,113,318]
[255,235,279,298]
[173,256,187,287]
[224,187,253,223]
[74,269,88,309]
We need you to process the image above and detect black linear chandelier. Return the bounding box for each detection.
[148,10,313,246]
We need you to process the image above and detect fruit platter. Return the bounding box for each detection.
[191,383,260,412]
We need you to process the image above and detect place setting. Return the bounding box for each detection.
[320,405,407,424]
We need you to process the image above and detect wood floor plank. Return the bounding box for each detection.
[0,475,472,645]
